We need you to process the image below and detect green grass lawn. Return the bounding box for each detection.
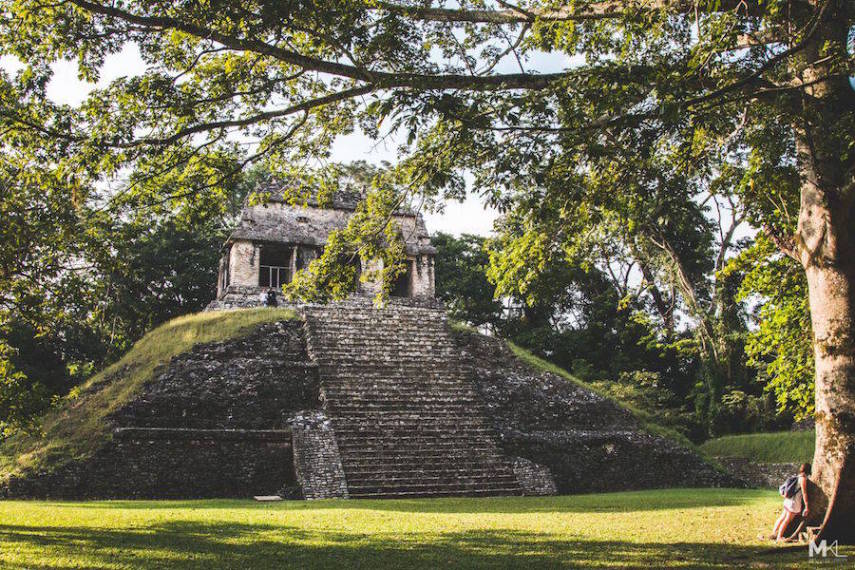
[1,489,849,569]
[699,431,816,463]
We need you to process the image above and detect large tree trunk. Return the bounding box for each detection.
[804,261,855,542]
[794,3,855,543]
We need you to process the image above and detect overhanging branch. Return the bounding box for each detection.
[376,1,778,24]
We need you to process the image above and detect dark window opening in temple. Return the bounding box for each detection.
[391,259,413,297]
[336,254,362,290]
[259,245,292,288]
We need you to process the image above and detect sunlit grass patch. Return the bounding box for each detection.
[699,431,815,464]
[0,489,845,569]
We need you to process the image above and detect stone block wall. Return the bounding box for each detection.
[2,430,295,499]
[455,330,737,492]
[512,457,558,496]
[2,320,318,499]
[717,458,798,489]
[290,411,349,499]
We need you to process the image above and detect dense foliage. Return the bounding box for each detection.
[2,0,854,535]
[0,154,249,435]
[436,231,789,440]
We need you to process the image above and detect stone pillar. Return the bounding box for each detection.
[228,240,258,288]
[290,245,298,282]
[428,255,435,298]
[411,254,434,298]
[290,411,349,499]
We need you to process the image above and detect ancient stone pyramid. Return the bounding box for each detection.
[2,301,731,499]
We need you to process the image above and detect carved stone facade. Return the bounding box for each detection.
[212,189,436,309]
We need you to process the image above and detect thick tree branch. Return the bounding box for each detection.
[130,84,376,147]
[68,0,569,91]
[376,1,774,24]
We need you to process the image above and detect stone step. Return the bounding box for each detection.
[323,381,474,390]
[344,465,514,478]
[328,404,481,414]
[334,440,501,453]
[328,398,479,407]
[333,414,490,424]
[335,447,503,460]
[347,487,521,499]
[321,374,464,382]
[323,390,479,402]
[320,376,473,385]
[329,410,488,420]
[345,474,519,488]
[335,439,499,451]
[343,463,510,476]
[334,426,495,438]
[347,481,521,495]
[302,305,520,499]
[339,446,502,457]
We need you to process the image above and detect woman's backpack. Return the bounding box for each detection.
[779,474,800,498]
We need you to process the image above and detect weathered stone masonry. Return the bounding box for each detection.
[2,304,734,499]
[302,301,523,498]
[2,321,314,499]
[290,411,349,500]
[458,331,736,492]
[211,188,436,310]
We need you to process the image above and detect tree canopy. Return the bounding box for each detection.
[2,0,854,542]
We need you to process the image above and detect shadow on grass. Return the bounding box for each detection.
[19,488,774,514]
[0,520,816,570]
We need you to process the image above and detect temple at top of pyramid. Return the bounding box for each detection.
[211,184,436,309]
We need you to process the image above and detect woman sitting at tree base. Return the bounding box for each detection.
[765,463,811,542]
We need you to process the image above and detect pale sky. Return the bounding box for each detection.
[2,43,577,237]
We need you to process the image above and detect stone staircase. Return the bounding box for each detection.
[301,302,522,498]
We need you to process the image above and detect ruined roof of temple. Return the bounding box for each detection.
[253,181,367,211]
[227,184,436,255]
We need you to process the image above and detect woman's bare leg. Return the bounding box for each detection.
[762,510,787,541]
[775,511,796,541]
[771,511,785,535]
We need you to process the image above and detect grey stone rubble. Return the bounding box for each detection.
[512,457,558,496]
[716,458,800,489]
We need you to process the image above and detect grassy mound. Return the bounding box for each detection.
[506,342,696,449]
[1,490,841,568]
[0,308,296,482]
[699,431,815,463]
